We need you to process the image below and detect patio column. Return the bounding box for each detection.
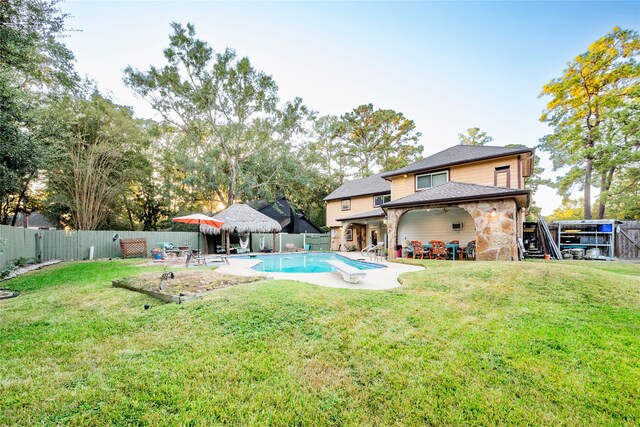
[340,222,351,251]
[385,208,404,259]
[458,199,518,261]
[225,230,230,255]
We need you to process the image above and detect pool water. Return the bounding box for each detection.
[236,253,385,273]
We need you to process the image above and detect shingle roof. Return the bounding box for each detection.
[381,181,529,208]
[336,207,385,222]
[324,173,390,201]
[381,145,532,178]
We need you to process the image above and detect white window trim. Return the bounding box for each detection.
[415,170,449,191]
[373,194,391,207]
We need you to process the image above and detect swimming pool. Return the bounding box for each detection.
[236,253,385,273]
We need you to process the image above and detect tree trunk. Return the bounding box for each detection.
[10,175,33,226]
[584,157,593,219]
[597,166,616,219]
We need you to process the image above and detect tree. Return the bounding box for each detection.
[545,198,585,222]
[45,92,151,230]
[539,27,640,219]
[0,0,76,225]
[334,104,422,177]
[458,127,493,146]
[124,23,310,208]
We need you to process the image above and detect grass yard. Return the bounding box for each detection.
[1,259,639,426]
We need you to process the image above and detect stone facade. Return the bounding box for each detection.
[386,199,519,261]
[458,200,517,261]
[339,223,366,251]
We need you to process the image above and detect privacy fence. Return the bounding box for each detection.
[250,233,330,253]
[0,225,331,269]
[617,221,640,259]
[0,225,203,270]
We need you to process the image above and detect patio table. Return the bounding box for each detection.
[420,243,460,261]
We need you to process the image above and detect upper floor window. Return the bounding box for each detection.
[416,171,448,190]
[494,165,511,188]
[373,194,391,207]
[341,199,351,211]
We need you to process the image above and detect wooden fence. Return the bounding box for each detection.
[617,221,640,259]
[250,233,330,252]
[0,225,203,269]
[0,225,332,269]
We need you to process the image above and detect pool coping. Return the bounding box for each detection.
[215,252,423,290]
[233,252,387,273]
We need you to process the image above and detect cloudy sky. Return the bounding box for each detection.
[60,1,639,214]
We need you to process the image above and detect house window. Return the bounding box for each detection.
[345,228,353,241]
[341,199,351,211]
[494,166,511,188]
[373,194,391,207]
[416,171,448,190]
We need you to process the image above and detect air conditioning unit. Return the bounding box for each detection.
[452,222,463,230]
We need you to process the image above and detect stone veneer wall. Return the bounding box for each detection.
[458,200,517,261]
[386,199,519,261]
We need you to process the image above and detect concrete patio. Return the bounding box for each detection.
[213,252,424,290]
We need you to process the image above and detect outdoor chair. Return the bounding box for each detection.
[411,240,424,259]
[464,240,476,260]
[430,240,447,260]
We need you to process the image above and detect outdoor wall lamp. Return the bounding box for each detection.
[490,208,498,218]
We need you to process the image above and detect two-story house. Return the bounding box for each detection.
[324,145,535,260]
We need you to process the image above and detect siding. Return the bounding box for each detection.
[325,195,377,228]
[449,156,521,189]
[397,208,476,247]
[390,175,414,200]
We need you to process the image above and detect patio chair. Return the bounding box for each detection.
[464,240,476,260]
[411,240,424,259]
[430,240,447,260]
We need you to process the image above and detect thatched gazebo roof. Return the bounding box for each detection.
[200,203,282,235]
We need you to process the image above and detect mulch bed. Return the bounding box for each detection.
[113,270,263,303]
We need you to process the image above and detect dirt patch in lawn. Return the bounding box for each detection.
[113,270,263,303]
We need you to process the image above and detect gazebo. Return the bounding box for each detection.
[200,203,282,255]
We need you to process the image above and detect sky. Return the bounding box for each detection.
[60,1,640,214]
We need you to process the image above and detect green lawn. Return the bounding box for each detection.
[1,259,639,426]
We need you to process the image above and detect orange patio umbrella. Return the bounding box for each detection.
[172,213,224,255]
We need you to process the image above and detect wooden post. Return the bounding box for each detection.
[249,232,253,253]
[272,232,276,253]
[226,230,230,255]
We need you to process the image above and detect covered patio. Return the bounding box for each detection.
[383,182,530,261]
[335,207,387,252]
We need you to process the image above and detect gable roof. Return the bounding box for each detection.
[381,145,533,178]
[324,173,390,201]
[248,196,323,234]
[381,181,530,208]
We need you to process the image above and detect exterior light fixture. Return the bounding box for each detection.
[490,208,498,218]
[403,174,408,178]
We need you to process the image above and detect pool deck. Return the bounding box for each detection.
[213,252,424,290]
